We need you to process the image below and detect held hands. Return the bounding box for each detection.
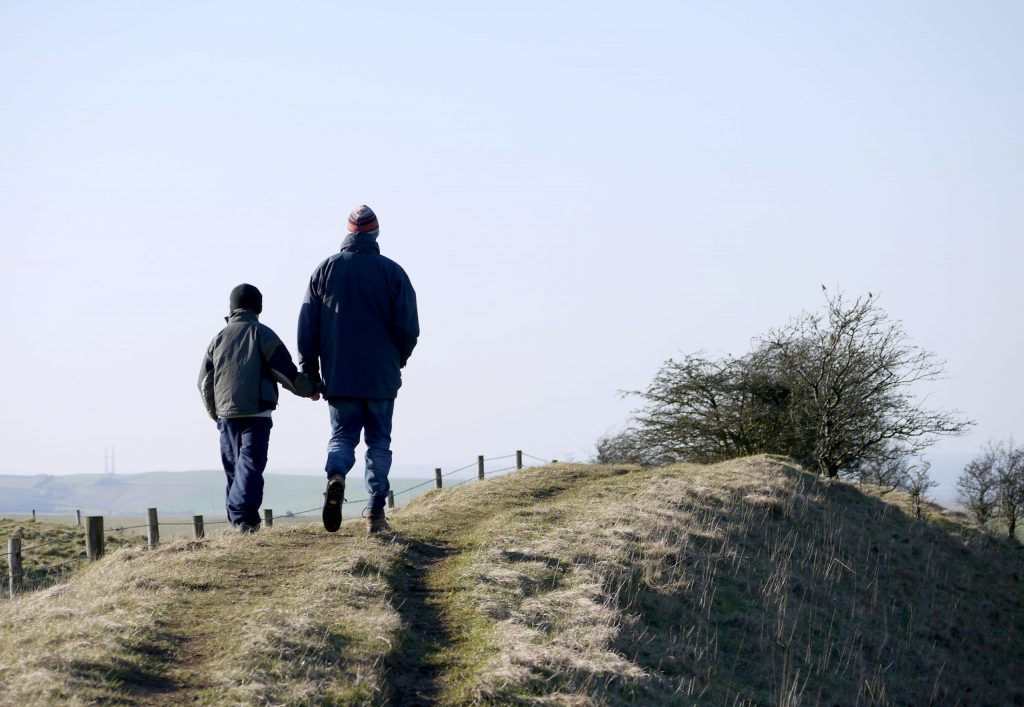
[309,379,325,402]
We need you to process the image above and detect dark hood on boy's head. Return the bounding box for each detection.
[229,283,263,314]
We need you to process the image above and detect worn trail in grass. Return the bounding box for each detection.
[127,530,361,705]
[380,536,454,705]
[0,464,616,706]
[379,463,630,705]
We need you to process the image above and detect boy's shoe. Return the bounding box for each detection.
[365,508,390,534]
[322,476,345,533]
[237,521,259,534]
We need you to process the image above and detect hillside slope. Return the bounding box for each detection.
[1,457,1021,705]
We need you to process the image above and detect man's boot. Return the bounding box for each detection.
[322,475,345,533]
[365,495,390,534]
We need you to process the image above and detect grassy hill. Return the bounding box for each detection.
[0,457,1021,705]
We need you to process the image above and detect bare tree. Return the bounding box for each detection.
[628,354,784,465]
[593,428,655,466]
[855,449,913,495]
[621,290,971,477]
[903,460,938,520]
[957,446,1000,527]
[994,442,1024,539]
[754,290,971,478]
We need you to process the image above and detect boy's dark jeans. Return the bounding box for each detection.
[218,417,273,527]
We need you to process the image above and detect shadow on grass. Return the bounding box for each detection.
[70,633,180,703]
[382,534,456,707]
[602,465,1024,706]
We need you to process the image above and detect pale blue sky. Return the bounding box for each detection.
[1,2,1021,494]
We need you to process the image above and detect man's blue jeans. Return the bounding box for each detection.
[218,417,272,527]
[326,397,394,510]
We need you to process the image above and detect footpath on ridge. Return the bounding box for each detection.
[3,458,1023,706]
[0,463,627,706]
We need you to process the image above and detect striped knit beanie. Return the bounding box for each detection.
[347,205,379,235]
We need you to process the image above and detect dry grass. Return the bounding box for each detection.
[0,522,402,705]
[416,458,1024,705]
[0,518,147,595]
[2,457,1022,705]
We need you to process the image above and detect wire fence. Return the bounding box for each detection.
[17,555,87,594]
[3,450,555,599]
[19,532,80,553]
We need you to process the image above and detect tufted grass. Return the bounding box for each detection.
[2,457,1022,705]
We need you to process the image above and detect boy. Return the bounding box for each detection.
[199,283,318,532]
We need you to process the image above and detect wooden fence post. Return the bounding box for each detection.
[85,516,104,561]
[147,508,159,550]
[263,509,273,528]
[387,490,395,509]
[435,468,442,489]
[31,510,36,523]
[193,515,205,539]
[516,450,523,470]
[478,455,485,481]
[8,538,23,598]
[75,510,82,527]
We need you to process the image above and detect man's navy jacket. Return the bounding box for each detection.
[298,233,419,400]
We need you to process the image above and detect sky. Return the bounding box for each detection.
[1,1,1021,495]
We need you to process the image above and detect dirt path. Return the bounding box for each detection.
[107,524,442,704]
[127,531,338,705]
[100,512,475,705]
[8,468,604,706]
[381,537,456,706]
[0,465,642,706]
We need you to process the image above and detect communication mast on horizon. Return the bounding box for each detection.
[104,446,116,474]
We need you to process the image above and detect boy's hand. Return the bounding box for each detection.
[310,379,325,401]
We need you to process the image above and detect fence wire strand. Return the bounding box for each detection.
[393,478,437,496]
[20,533,80,552]
[33,556,85,574]
[523,453,553,463]
[441,461,479,476]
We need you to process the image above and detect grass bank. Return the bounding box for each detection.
[1,457,1021,705]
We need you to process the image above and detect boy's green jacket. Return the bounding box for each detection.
[199,309,316,420]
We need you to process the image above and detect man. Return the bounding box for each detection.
[298,205,419,533]
[199,283,318,532]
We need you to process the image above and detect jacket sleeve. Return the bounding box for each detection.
[391,266,420,368]
[297,270,323,382]
[261,326,317,398]
[198,341,218,421]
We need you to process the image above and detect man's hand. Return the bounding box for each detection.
[311,392,321,401]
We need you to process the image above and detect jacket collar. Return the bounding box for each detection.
[225,309,259,324]
[340,232,380,254]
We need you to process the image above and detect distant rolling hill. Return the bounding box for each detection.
[0,470,435,516]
